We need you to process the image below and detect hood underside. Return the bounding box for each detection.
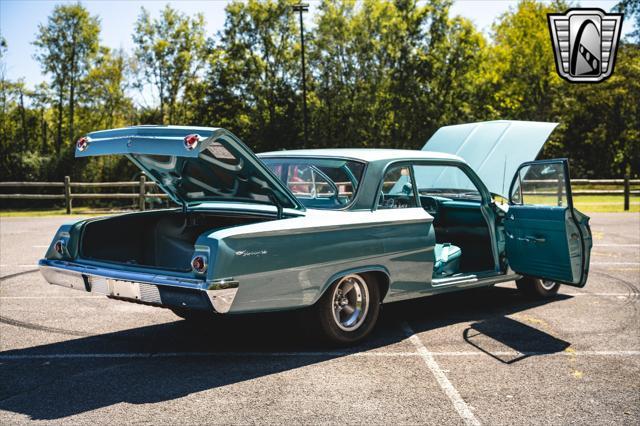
[423,120,558,197]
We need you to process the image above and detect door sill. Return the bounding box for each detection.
[432,271,522,288]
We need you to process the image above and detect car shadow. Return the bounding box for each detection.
[0,285,572,420]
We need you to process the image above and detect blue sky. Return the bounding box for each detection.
[0,0,632,104]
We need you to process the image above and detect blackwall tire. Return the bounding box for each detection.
[314,273,380,345]
[516,276,560,299]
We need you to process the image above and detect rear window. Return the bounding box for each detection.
[262,157,365,209]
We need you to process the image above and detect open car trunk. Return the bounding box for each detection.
[80,210,273,271]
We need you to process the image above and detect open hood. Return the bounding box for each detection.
[423,120,558,197]
[76,125,304,211]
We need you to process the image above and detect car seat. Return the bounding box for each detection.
[434,243,462,277]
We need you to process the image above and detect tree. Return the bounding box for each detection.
[33,3,99,153]
[309,0,485,150]
[133,5,207,124]
[199,0,302,151]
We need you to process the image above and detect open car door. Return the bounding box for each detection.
[505,159,592,287]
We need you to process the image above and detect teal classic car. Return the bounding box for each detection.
[39,120,592,344]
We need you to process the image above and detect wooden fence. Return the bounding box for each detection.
[0,175,637,213]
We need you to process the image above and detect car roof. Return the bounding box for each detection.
[257,148,464,163]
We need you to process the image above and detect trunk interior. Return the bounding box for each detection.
[81,210,273,271]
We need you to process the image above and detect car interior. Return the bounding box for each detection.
[381,164,496,279]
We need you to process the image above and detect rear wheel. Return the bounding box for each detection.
[516,276,560,298]
[313,273,380,345]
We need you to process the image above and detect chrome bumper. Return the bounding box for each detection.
[38,259,239,314]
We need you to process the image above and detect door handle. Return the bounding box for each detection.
[520,236,546,244]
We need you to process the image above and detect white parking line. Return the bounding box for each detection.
[401,321,481,426]
[0,350,638,361]
[561,293,636,297]
[591,262,639,265]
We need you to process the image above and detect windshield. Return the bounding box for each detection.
[413,164,482,201]
[261,157,365,209]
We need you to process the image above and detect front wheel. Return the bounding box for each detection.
[516,276,560,298]
[313,273,380,345]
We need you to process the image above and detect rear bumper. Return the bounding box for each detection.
[38,259,239,314]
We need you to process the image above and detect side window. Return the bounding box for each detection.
[510,162,568,207]
[378,165,417,209]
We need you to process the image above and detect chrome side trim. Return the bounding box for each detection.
[431,272,522,288]
[38,259,239,313]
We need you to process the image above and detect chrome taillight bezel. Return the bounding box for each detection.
[191,255,208,274]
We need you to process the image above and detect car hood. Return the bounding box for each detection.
[76,125,304,211]
[423,120,558,197]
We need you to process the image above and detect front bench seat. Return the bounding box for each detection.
[434,243,462,277]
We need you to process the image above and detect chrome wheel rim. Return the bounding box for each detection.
[331,274,369,332]
[541,279,557,291]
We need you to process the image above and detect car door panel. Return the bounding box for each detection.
[505,159,591,287]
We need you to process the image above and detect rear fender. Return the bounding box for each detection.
[316,266,391,305]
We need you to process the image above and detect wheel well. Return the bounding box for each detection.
[360,271,390,302]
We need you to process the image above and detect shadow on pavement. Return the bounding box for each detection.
[463,317,570,364]
[0,285,572,420]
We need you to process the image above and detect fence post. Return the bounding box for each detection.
[624,175,630,211]
[64,176,72,214]
[139,174,146,211]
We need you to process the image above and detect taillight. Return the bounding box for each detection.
[184,134,200,150]
[76,136,90,152]
[191,255,207,273]
[54,240,65,255]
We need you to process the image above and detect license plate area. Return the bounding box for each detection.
[88,276,142,300]
[112,280,142,300]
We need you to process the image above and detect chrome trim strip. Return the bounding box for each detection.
[431,273,522,288]
[38,259,239,314]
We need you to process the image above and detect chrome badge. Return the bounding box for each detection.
[548,8,623,83]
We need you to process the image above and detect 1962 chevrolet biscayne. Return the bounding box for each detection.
[39,120,592,343]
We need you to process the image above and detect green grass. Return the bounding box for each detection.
[573,195,639,213]
[0,207,122,217]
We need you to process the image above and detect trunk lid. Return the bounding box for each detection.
[423,120,558,197]
[76,125,304,211]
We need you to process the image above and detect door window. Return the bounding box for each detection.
[510,162,569,207]
[378,165,417,209]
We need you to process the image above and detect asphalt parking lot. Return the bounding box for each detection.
[0,213,638,425]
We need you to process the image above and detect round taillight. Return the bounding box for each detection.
[54,240,65,255]
[184,134,200,150]
[76,136,90,152]
[191,255,207,273]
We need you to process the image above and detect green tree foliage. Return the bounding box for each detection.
[309,0,485,149]
[33,3,100,153]
[197,0,302,151]
[133,5,207,124]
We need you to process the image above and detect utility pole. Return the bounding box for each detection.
[292,3,309,147]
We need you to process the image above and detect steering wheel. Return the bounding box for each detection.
[421,196,440,216]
